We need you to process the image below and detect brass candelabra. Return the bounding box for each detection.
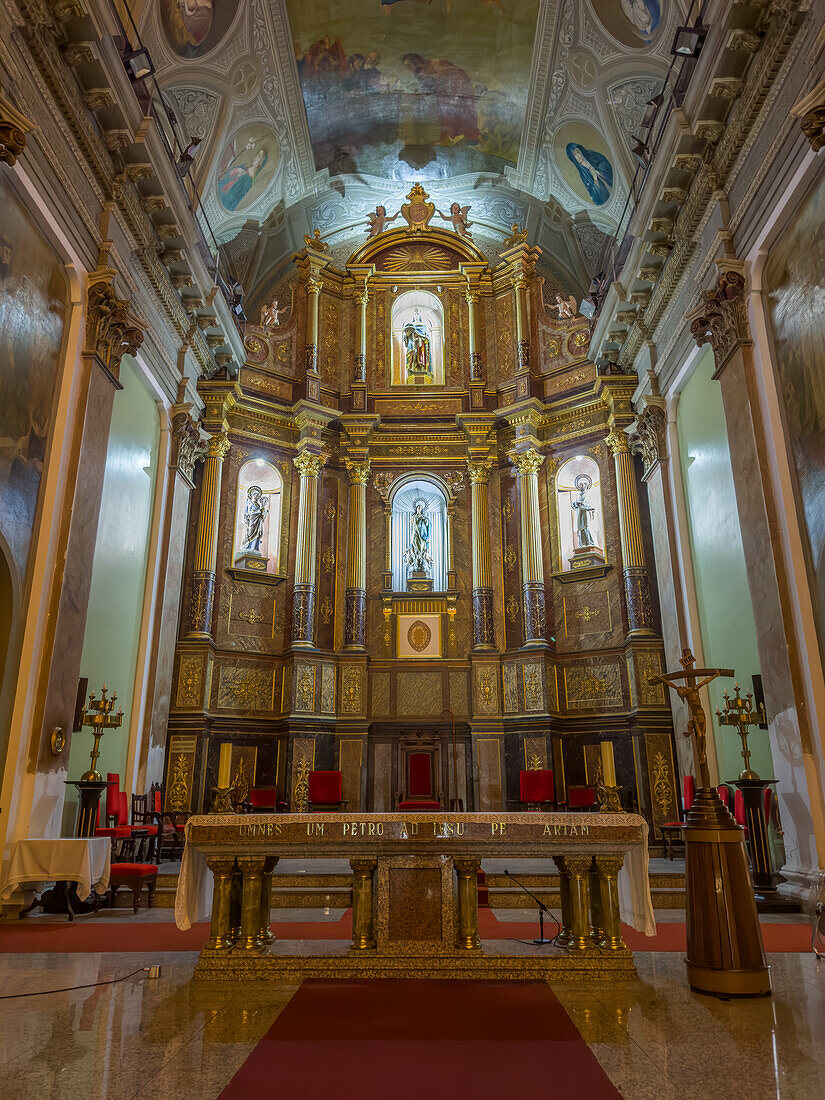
[716,684,766,780]
[80,684,123,782]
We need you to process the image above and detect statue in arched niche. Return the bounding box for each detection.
[403,308,432,381]
[241,485,269,554]
[571,474,597,549]
[405,498,432,576]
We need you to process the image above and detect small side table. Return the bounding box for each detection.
[65,779,109,838]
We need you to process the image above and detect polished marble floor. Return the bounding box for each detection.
[0,945,823,1099]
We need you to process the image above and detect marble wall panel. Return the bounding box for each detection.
[320,662,336,714]
[315,470,339,652]
[396,670,443,717]
[294,661,317,712]
[523,661,544,711]
[523,735,548,770]
[474,665,499,715]
[644,731,679,839]
[448,669,469,716]
[164,734,198,812]
[499,473,522,649]
[476,736,503,809]
[339,738,363,810]
[371,671,390,716]
[563,659,623,710]
[223,588,278,652]
[372,742,394,811]
[289,736,316,811]
[503,662,519,713]
[215,663,275,712]
[340,665,364,715]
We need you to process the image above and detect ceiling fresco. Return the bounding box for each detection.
[138,0,682,296]
[286,0,541,180]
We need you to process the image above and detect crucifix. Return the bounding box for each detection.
[648,649,734,789]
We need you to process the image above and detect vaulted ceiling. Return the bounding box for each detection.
[137,0,681,297]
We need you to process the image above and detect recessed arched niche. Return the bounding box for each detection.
[391,290,444,386]
[391,477,449,592]
[231,458,283,580]
[556,454,606,574]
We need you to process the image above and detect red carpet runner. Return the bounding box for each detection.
[217,980,623,1100]
[0,910,811,952]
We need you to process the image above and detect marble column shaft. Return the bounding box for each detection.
[291,450,325,647]
[467,458,495,649]
[513,273,529,370]
[188,431,230,638]
[466,290,482,380]
[305,276,321,375]
[606,428,654,636]
[513,448,546,645]
[344,459,370,649]
[354,291,368,382]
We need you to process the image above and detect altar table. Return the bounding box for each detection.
[1,837,111,915]
[178,812,654,982]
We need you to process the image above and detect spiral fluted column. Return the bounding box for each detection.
[291,450,325,647]
[606,428,654,636]
[187,430,230,638]
[467,458,495,649]
[513,448,546,646]
[344,459,370,649]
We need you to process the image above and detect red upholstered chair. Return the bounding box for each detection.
[398,751,441,811]
[683,774,695,812]
[247,787,287,813]
[717,784,731,810]
[307,770,348,812]
[517,769,555,810]
[109,863,158,912]
[565,785,597,811]
[734,787,749,838]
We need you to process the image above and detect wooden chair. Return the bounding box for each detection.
[130,793,161,860]
[150,785,187,861]
[516,769,555,810]
[307,771,348,812]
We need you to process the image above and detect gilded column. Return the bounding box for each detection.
[188,430,231,638]
[292,450,325,647]
[350,858,377,950]
[513,448,546,646]
[467,458,495,649]
[354,290,369,382]
[513,273,529,371]
[344,459,370,649]
[305,275,322,374]
[466,289,482,380]
[605,427,654,636]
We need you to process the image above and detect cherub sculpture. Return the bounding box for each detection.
[366,205,399,238]
[439,202,473,239]
[555,293,579,322]
[260,298,280,327]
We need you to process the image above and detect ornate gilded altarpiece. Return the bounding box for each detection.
[163,190,677,844]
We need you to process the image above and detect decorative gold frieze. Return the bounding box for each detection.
[176,654,203,708]
[341,666,363,714]
[295,663,317,711]
[564,662,623,709]
[216,665,274,712]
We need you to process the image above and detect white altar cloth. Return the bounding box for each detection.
[1,838,112,905]
[175,817,656,936]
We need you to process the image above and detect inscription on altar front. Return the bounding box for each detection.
[235,817,591,840]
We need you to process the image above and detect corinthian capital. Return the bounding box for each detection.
[685,269,750,373]
[466,457,495,484]
[207,431,231,461]
[294,451,325,478]
[512,448,544,477]
[84,273,145,380]
[345,458,371,485]
[0,88,31,166]
[171,409,206,484]
[605,428,631,456]
[628,405,667,478]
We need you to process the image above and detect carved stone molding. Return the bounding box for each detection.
[791,75,825,152]
[84,273,145,381]
[0,90,31,166]
[628,405,667,480]
[685,269,751,374]
[171,409,206,486]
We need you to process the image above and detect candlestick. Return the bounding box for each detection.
[716,683,765,781]
[80,684,123,782]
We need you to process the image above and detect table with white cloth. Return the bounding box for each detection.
[178,811,655,982]
[1,838,112,919]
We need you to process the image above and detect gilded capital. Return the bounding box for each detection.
[465,289,479,306]
[512,448,544,477]
[84,274,145,379]
[466,457,495,484]
[345,458,371,485]
[207,431,231,461]
[306,276,323,297]
[605,428,630,456]
[512,273,528,292]
[685,269,750,372]
[294,451,325,478]
[356,291,370,307]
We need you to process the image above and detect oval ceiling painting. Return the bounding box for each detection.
[159,0,241,61]
[553,122,614,208]
[591,0,662,49]
[216,125,280,214]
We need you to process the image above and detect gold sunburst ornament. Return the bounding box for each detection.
[382,245,451,272]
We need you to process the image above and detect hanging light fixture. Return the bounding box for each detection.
[671,23,707,59]
[123,47,154,81]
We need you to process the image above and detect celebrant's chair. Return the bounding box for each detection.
[246,787,287,813]
[307,770,348,812]
[398,750,441,811]
[564,785,597,811]
[517,769,555,810]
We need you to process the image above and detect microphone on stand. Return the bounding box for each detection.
[504,869,557,946]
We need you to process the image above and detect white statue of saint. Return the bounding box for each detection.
[241,485,268,554]
[571,475,597,549]
[404,499,432,574]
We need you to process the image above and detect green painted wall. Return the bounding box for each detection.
[676,347,772,782]
[67,358,159,814]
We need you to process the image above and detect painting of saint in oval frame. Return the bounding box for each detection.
[160,0,241,61]
[215,124,280,214]
[591,0,662,49]
[554,121,615,208]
